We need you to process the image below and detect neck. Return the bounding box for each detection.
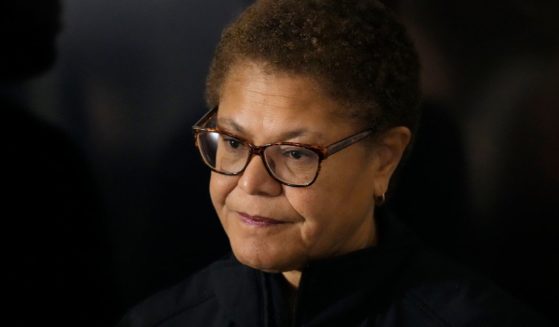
[282,270,302,289]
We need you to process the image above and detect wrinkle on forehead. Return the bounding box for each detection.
[218,61,355,144]
[217,114,326,144]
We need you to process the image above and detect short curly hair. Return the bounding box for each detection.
[206,0,421,135]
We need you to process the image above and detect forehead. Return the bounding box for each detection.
[217,62,357,143]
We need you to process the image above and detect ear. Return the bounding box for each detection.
[370,126,412,200]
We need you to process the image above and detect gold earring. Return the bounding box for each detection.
[375,193,386,206]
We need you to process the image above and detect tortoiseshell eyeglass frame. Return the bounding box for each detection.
[192,107,375,187]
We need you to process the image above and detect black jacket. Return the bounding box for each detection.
[117,212,554,326]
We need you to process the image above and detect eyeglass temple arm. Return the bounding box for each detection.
[193,107,218,129]
[326,129,374,156]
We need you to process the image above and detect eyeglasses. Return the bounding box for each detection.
[192,107,374,187]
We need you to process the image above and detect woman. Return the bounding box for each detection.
[117,0,553,326]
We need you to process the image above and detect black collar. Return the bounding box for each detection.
[210,209,420,327]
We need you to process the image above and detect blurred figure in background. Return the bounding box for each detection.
[34,0,252,317]
[389,0,559,323]
[1,1,116,325]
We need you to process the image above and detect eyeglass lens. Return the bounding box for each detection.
[196,131,320,185]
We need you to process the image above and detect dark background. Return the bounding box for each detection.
[3,0,558,325]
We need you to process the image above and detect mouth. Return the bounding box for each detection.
[237,212,287,227]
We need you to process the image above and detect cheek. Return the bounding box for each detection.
[287,189,328,218]
[284,160,376,243]
[209,173,237,211]
[283,189,333,244]
[288,167,357,219]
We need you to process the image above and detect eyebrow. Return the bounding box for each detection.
[217,117,325,142]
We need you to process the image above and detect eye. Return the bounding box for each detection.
[281,147,314,160]
[223,137,242,149]
[228,139,241,149]
[286,150,305,159]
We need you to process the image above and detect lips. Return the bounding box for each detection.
[238,212,286,227]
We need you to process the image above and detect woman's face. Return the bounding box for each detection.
[210,62,392,273]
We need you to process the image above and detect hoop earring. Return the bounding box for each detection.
[375,193,386,206]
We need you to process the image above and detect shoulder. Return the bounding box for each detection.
[387,249,553,326]
[116,255,235,327]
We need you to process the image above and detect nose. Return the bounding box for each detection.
[238,154,282,196]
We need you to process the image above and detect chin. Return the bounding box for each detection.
[230,238,306,273]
